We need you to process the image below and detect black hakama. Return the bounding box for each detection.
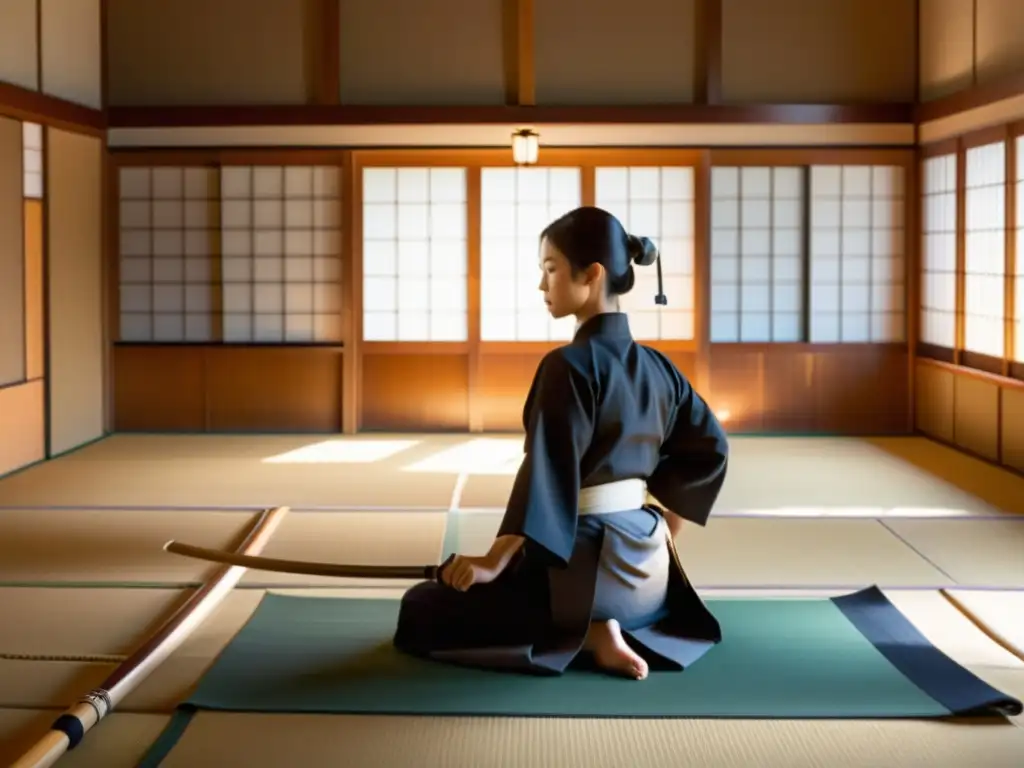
[393,312,729,675]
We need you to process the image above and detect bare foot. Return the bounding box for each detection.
[584,619,649,680]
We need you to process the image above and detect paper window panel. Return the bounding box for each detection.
[362,167,468,342]
[594,167,695,341]
[22,122,43,199]
[220,166,343,343]
[963,143,1006,358]
[920,154,958,348]
[118,166,219,342]
[479,167,580,342]
[1013,137,1023,362]
[709,166,805,343]
[808,165,906,343]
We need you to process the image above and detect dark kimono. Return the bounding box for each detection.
[393,312,729,675]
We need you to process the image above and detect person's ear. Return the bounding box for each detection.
[584,263,603,285]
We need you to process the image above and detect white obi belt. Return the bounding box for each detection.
[578,479,659,516]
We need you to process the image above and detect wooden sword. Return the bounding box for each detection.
[163,539,442,581]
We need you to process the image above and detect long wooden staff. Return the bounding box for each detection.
[162,539,441,581]
[9,506,291,768]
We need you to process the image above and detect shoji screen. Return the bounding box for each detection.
[362,167,468,342]
[709,166,804,343]
[808,165,906,343]
[594,166,695,340]
[479,167,579,341]
[963,142,1006,358]
[119,166,219,342]
[220,165,343,343]
[920,154,958,349]
[1014,136,1023,362]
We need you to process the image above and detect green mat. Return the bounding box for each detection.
[178,588,1021,720]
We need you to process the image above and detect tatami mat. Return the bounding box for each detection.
[881,519,1024,587]
[456,436,1024,516]
[944,590,1024,659]
[0,709,168,768]
[156,589,1024,767]
[0,509,446,587]
[0,434,462,509]
[0,587,189,656]
[0,509,253,586]
[156,712,1024,768]
[444,512,953,586]
[5,434,1021,518]
[0,589,264,711]
[3,432,1023,766]
[2,587,1022,766]
[237,511,447,588]
[867,437,1024,516]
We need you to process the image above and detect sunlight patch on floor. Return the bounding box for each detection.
[262,439,421,464]
[402,438,524,475]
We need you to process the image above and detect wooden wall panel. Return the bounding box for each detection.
[338,0,506,105]
[0,0,38,92]
[0,117,24,388]
[917,0,975,101]
[707,347,763,432]
[720,0,916,103]
[112,346,343,433]
[1003,388,1024,472]
[533,0,696,105]
[46,128,105,455]
[762,349,815,432]
[914,362,955,443]
[814,347,909,435]
[710,346,911,435]
[112,346,206,432]
[0,380,45,477]
[951,374,1001,462]
[914,360,1024,474]
[205,347,342,432]
[106,0,307,106]
[40,0,103,109]
[478,353,541,432]
[361,354,469,432]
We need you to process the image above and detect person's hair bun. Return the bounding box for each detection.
[627,235,659,267]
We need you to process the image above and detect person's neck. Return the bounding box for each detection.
[577,296,614,327]
[573,301,618,331]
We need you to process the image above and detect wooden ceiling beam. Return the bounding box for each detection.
[105,102,914,128]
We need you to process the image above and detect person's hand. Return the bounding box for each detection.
[441,554,501,592]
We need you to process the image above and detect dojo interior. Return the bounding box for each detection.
[2,0,1024,765]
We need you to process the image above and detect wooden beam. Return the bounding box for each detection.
[694,0,722,104]
[306,0,340,105]
[916,68,1024,124]
[0,81,105,137]
[106,102,914,128]
[503,0,535,106]
[340,153,359,434]
[99,0,109,111]
[466,167,482,432]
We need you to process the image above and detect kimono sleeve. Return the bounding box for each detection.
[496,352,596,567]
[645,367,729,527]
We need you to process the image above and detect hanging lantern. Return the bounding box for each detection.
[511,129,539,165]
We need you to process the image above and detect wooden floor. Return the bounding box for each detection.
[1,434,1023,766]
